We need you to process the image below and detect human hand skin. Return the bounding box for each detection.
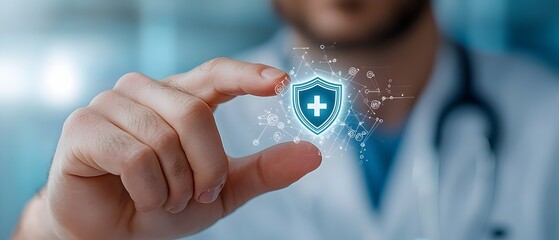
[13,58,322,239]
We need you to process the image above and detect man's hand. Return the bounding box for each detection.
[14,58,322,239]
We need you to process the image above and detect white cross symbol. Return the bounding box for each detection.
[307,95,328,117]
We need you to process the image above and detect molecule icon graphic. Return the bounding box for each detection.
[349,67,358,76]
[275,83,286,95]
[273,132,282,142]
[267,114,279,126]
[366,71,375,79]
[370,100,381,110]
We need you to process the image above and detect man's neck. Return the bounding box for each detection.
[293,9,440,134]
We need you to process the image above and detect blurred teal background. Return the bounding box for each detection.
[0,0,558,238]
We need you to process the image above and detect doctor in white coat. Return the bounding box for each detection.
[16,0,559,239]
[197,2,559,239]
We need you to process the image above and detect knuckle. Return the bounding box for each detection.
[158,82,186,98]
[65,107,89,125]
[89,90,118,106]
[137,188,166,210]
[130,108,159,136]
[176,97,212,122]
[145,194,166,209]
[115,72,148,90]
[63,108,96,134]
[241,62,266,75]
[171,157,188,178]
[123,146,168,208]
[253,63,268,72]
[99,129,132,157]
[122,145,155,173]
[169,181,193,205]
[200,159,227,184]
[197,57,230,73]
[152,128,178,150]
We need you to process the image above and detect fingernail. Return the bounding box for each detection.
[198,183,224,204]
[261,68,286,80]
[167,202,187,214]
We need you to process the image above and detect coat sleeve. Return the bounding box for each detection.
[541,121,559,238]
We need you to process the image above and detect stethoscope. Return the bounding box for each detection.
[423,43,502,240]
[435,43,501,157]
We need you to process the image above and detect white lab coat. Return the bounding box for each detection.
[188,30,559,240]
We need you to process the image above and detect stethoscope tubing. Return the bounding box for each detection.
[434,43,501,240]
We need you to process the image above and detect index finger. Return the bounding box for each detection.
[163,58,289,107]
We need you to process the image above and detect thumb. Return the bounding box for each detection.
[220,141,322,215]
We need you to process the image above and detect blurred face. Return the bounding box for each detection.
[274,0,430,48]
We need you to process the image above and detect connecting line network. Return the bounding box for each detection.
[252,44,414,163]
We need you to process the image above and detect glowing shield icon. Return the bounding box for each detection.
[292,77,342,135]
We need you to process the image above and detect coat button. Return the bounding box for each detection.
[490,226,508,239]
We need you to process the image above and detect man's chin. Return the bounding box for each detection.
[296,25,390,50]
[313,33,374,46]
[287,0,431,50]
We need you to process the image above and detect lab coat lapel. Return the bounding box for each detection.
[381,40,460,240]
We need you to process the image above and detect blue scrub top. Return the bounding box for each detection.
[353,121,404,212]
